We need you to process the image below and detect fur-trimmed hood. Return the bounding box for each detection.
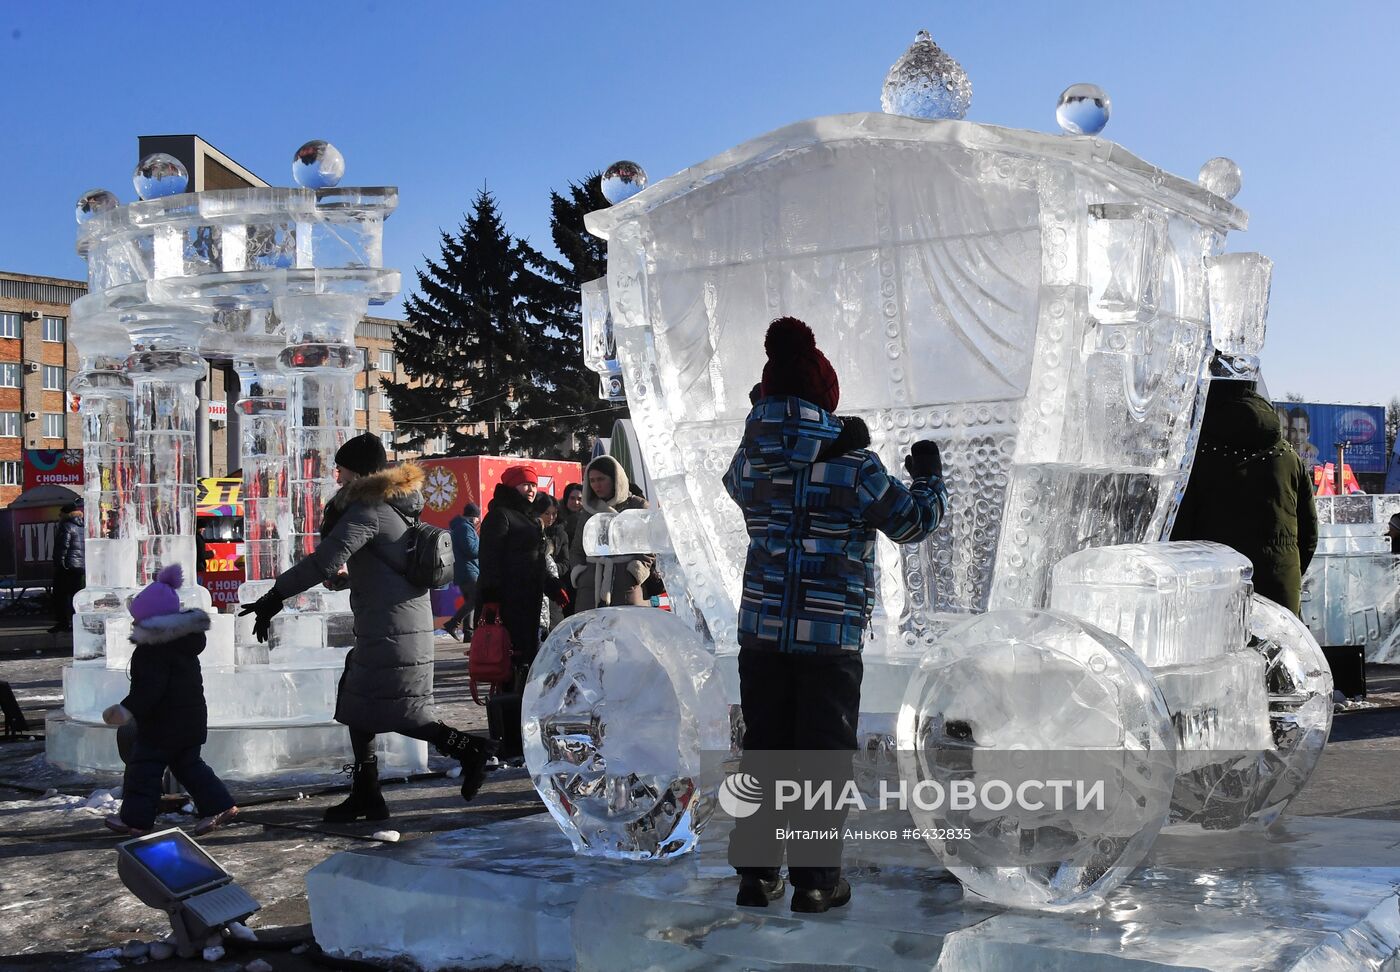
[583,455,633,515]
[330,462,425,517]
[130,609,211,647]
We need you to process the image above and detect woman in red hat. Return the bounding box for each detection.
[477,464,568,679]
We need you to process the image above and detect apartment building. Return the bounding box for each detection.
[0,269,414,507]
[0,273,83,504]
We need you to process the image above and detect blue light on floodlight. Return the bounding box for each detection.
[129,833,229,898]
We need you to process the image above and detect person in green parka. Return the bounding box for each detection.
[1171,377,1318,615]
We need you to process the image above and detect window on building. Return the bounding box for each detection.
[43,412,64,439]
[358,347,369,373]
[0,461,19,486]
[42,316,65,343]
[379,430,395,452]
[0,313,18,339]
[381,389,393,414]
[42,364,65,391]
[0,363,18,387]
[378,350,394,374]
[356,387,368,411]
[0,412,21,437]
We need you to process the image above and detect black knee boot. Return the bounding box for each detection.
[431,724,498,802]
[323,755,390,823]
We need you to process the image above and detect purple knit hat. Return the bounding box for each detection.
[129,564,185,623]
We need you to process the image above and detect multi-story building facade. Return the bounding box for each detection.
[0,272,414,508]
[0,272,84,504]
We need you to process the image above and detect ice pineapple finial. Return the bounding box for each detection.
[881,29,972,120]
[292,139,346,189]
[132,153,188,200]
[601,161,648,205]
[1056,83,1112,135]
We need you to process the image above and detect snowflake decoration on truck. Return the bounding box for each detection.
[421,465,459,513]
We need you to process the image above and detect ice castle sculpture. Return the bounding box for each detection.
[1304,495,1400,664]
[528,32,1335,911]
[47,146,428,779]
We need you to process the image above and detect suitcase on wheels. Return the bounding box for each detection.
[487,691,523,760]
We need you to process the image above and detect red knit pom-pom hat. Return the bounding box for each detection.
[501,465,539,489]
[759,317,839,413]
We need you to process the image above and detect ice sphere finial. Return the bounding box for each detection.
[75,188,118,224]
[132,153,188,200]
[292,139,346,189]
[1055,83,1111,135]
[881,29,972,120]
[1197,157,1243,200]
[601,161,647,205]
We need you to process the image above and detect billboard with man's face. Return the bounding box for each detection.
[1272,401,1388,474]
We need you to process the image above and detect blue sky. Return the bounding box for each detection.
[1,2,1396,404]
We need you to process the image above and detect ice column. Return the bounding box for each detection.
[123,307,210,601]
[269,294,363,666]
[67,299,137,661]
[279,295,362,560]
[232,354,289,664]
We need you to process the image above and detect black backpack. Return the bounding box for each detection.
[383,506,454,589]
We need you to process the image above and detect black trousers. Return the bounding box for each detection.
[51,567,84,628]
[348,721,461,762]
[728,649,862,891]
[120,737,233,830]
[447,577,478,631]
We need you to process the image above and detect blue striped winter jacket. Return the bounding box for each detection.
[724,397,947,655]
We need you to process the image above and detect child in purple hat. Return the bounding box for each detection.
[101,564,238,837]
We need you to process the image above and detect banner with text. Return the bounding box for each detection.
[23,449,83,489]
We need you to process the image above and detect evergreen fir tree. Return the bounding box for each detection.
[541,172,629,445]
[385,190,584,457]
[549,172,608,283]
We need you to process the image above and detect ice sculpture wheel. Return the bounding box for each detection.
[523,609,728,861]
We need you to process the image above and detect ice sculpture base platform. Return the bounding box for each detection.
[306,813,1400,971]
[44,713,429,782]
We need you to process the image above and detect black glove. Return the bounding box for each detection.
[904,439,943,481]
[238,591,284,644]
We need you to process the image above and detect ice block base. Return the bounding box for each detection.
[62,664,340,725]
[44,712,428,782]
[307,813,1400,971]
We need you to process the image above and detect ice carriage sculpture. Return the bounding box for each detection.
[47,148,429,779]
[524,111,1333,909]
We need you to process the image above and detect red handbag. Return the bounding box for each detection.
[467,603,514,704]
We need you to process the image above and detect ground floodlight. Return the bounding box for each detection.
[115,828,260,957]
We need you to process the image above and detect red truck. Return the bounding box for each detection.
[414,456,582,530]
[415,456,583,621]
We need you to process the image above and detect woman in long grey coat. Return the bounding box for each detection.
[568,455,655,611]
[242,433,494,823]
